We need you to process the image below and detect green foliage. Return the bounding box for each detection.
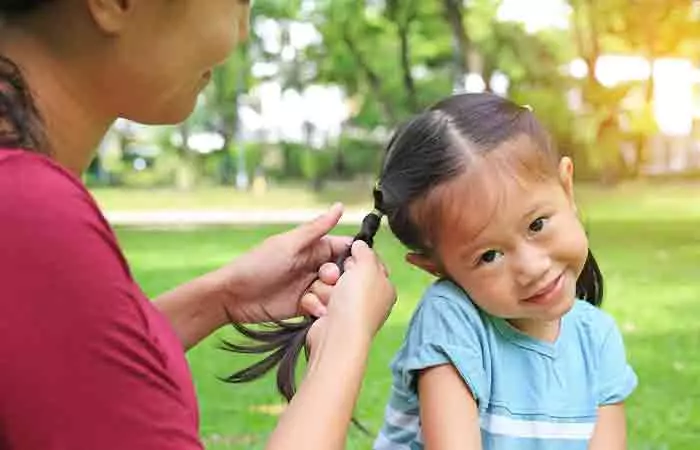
[335,136,383,176]
[155,0,700,187]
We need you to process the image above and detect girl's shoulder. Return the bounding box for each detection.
[393,279,490,363]
[409,278,486,332]
[565,300,626,351]
[389,279,492,401]
[565,301,638,405]
[568,300,620,330]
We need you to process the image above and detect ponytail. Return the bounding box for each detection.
[0,55,48,154]
[575,249,603,307]
[1,1,58,153]
[221,186,386,433]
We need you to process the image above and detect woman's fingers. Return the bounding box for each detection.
[318,262,340,285]
[299,291,327,318]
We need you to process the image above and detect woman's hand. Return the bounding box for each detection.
[217,203,352,324]
[154,203,391,351]
[266,239,396,450]
[307,239,396,352]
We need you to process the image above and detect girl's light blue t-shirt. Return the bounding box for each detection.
[373,279,637,450]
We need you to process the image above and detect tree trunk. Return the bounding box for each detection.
[175,122,196,191]
[398,21,418,111]
[387,0,418,112]
[442,0,470,87]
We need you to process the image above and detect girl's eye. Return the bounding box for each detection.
[479,250,503,265]
[529,216,549,233]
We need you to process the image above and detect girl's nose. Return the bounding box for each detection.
[513,243,552,288]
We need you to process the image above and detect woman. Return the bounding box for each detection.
[0,1,396,449]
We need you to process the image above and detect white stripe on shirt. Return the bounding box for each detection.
[480,413,595,440]
[373,432,413,450]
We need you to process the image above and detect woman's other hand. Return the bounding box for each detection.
[217,203,352,324]
[307,240,396,351]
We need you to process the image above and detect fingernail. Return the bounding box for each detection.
[353,240,368,250]
[316,305,328,317]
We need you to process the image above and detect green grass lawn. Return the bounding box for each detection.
[116,184,700,449]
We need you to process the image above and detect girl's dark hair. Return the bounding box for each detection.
[0,0,53,154]
[375,93,603,306]
[221,93,603,420]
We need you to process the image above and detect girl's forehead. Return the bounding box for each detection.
[433,148,560,246]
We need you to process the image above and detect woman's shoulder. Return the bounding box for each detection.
[0,148,124,273]
[0,148,104,223]
[0,148,88,193]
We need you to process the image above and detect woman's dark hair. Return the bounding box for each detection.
[1,0,54,14]
[221,93,603,422]
[0,0,53,154]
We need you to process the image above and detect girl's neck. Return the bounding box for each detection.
[507,317,561,343]
[0,25,113,176]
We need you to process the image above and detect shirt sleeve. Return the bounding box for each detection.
[393,282,490,404]
[0,156,204,450]
[596,316,638,406]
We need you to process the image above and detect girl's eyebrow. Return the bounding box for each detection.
[522,204,542,221]
[521,200,550,222]
[457,234,492,261]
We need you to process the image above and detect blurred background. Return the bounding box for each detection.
[95,1,700,448]
[88,0,700,196]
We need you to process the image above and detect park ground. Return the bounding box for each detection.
[104,181,700,449]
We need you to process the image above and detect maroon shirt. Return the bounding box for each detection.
[0,149,203,449]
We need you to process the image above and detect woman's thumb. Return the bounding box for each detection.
[292,203,343,243]
[350,239,373,264]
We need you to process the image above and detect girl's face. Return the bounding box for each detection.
[86,0,250,124]
[408,139,589,335]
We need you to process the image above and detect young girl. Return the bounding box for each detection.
[357,92,637,449]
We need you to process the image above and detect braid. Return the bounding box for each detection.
[221,186,385,434]
[0,55,49,154]
[0,1,55,154]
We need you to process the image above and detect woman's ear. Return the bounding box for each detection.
[558,156,577,211]
[405,252,443,277]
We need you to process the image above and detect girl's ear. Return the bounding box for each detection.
[405,252,443,277]
[558,156,577,211]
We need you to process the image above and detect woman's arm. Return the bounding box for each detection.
[418,365,482,450]
[588,403,627,450]
[154,205,351,351]
[265,240,395,450]
[265,320,371,450]
[153,271,228,351]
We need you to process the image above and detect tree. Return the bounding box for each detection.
[386,0,419,112]
[307,0,450,128]
[441,0,472,88]
[567,0,700,179]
